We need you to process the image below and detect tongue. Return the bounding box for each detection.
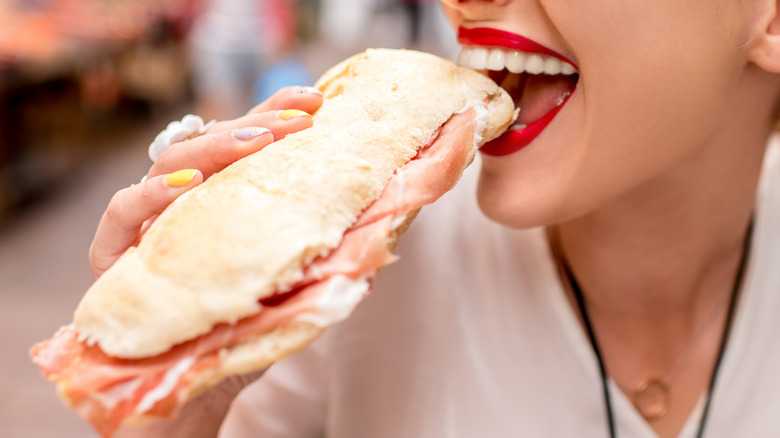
[515,75,575,126]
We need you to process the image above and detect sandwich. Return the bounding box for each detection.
[31,48,515,437]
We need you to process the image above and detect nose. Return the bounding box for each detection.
[440,0,511,22]
[440,0,511,14]
[441,0,510,6]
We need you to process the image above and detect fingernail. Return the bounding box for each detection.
[165,169,198,187]
[295,86,323,95]
[232,126,271,141]
[278,109,312,120]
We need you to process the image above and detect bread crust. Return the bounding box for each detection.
[73,48,514,359]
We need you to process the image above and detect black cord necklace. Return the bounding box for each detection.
[557,219,753,438]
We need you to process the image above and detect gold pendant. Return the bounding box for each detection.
[632,378,670,421]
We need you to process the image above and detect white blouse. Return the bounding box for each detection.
[220,140,780,438]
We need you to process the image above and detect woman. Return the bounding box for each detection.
[102,0,780,437]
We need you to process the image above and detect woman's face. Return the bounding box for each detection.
[441,0,765,228]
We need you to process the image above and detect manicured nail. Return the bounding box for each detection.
[165,169,198,187]
[232,126,271,141]
[278,109,312,120]
[295,86,323,95]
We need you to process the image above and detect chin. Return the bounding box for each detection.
[476,171,552,230]
[475,160,598,230]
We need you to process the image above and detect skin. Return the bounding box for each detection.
[442,0,780,436]
[97,1,780,436]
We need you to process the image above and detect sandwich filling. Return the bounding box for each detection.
[31,105,485,438]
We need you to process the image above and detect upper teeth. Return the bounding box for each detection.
[458,47,577,75]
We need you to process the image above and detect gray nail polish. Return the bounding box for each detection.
[232,127,270,141]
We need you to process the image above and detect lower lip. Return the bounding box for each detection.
[480,94,570,156]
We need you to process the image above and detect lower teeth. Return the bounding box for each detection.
[556,91,571,107]
[510,123,528,131]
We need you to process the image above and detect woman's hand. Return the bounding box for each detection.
[114,370,265,438]
[89,86,324,279]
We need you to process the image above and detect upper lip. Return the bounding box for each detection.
[457,27,577,68]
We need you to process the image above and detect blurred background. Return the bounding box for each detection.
[0,0,457,436]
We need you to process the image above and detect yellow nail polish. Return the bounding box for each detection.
[165,169,198,187]
[278,109,312,120]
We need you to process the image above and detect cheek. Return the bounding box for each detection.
[571,7,746,192]
[553,0,746,138]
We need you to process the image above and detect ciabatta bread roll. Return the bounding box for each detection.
[31,48,515,437]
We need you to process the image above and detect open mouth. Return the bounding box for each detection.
[457,27,579,156]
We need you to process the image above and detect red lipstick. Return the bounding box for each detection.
[481,94,570,156]
[458,27,577,157]
[458,27,575,66]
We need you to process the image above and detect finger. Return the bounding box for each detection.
[148,125,273,179]
[248,86,324,115]
[89,169,203,279]
[204,108,315,142]
[214,368,268,397]
[149,111,313,179]
[149,115,216,162]
[207,86,321,134]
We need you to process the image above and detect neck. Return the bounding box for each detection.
[555,92,768,325]
[555,204,754,322]
[552,213,753,438]
[547,61,778,438]
[548,130,762,437]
